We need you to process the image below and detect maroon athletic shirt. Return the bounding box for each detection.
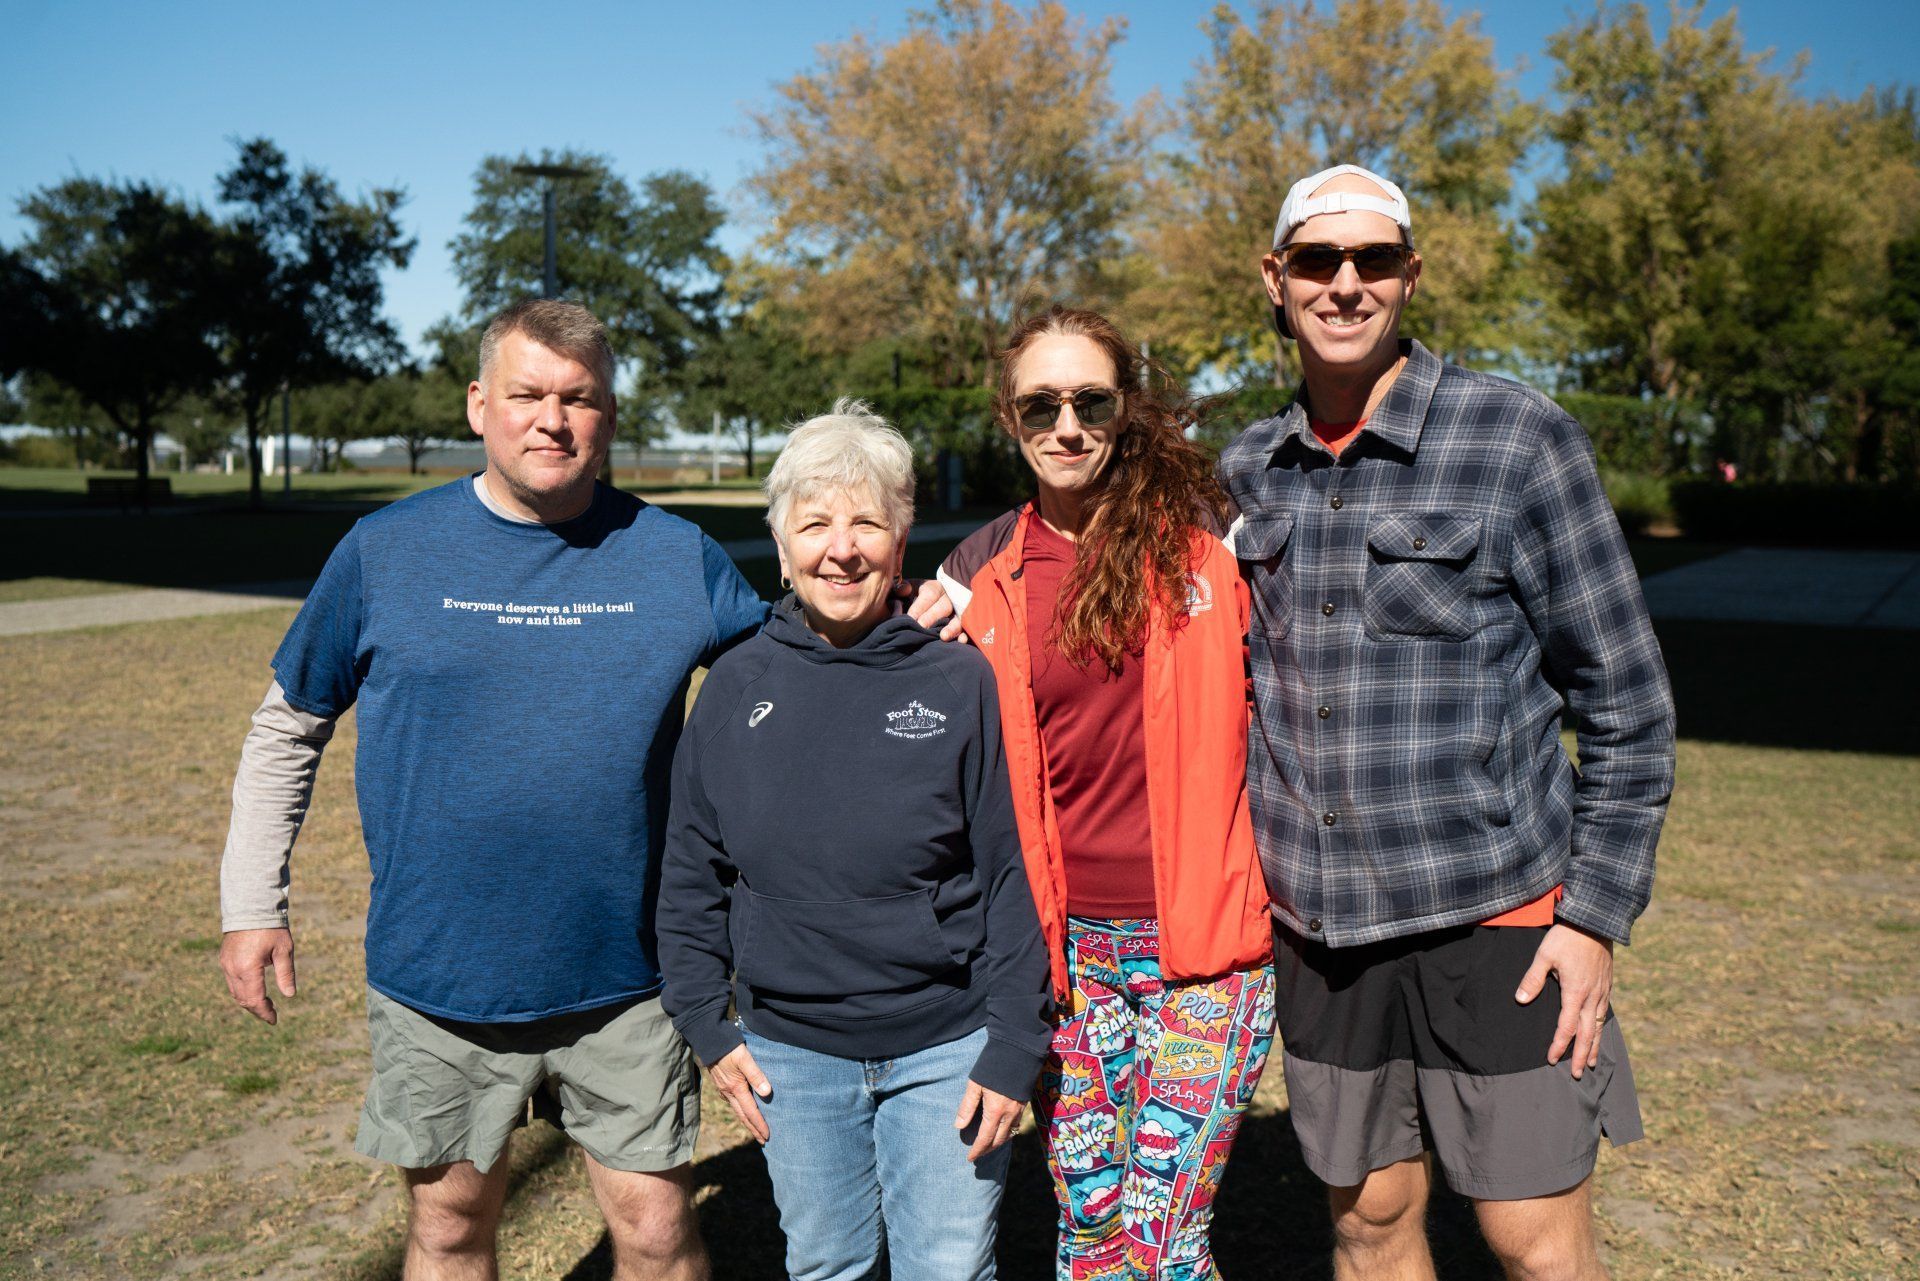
[1023,515,1157,918]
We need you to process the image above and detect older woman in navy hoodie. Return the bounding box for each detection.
[658,400,1051,1281]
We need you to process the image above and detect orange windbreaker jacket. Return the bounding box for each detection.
[938,506,1273,1001]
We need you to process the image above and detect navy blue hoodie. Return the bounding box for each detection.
[657,596,1051,1100]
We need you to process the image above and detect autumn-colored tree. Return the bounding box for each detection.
[747,0,1151,388]
[1136,0,1534,385]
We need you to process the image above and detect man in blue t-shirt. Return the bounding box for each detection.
[217,299,944,1278]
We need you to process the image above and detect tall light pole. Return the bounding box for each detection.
[281,381,292,495]
[511,161,612,482]
[510,163,591,298]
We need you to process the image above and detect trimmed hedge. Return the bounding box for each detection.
[0,431,82,468]
[1554,392,1704,476]
[1671,481,1920,548]
[1602,471,1673,537]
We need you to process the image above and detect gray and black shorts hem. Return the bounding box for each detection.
[1274,921,1643,1202]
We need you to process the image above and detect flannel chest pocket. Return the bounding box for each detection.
[1363,513,1484,639]
[1233,514,1295,638]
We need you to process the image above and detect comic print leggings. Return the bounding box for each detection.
[1032,916,1276,1281]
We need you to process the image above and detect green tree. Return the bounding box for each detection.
[1823,94,1920,483]
[668,283,838,479]
[294,367,464,475]
[1138,0,1535,385]
[291,380,378,473]
[20,373,118,468]
[158,393,239,468]
[1535,7,1920,479]
[1530,2,1773,407]
[449,151,725,391]
[390,370,471,475]
[1871,228,1920,483]
[2,179,223,501]
[747,0,1150,388]
[211,138,414,508]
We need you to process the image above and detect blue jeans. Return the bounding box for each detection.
[744,1024,1011,1281]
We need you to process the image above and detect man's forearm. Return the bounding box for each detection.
[219,681,336,931]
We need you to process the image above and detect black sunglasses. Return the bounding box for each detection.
[1013,388,1121,432]
[1276,242,1413,283]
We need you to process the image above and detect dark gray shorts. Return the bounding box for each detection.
[355,987,700,1175]
[1273,923,1643,1201]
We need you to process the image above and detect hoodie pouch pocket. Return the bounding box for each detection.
[733,886,960,998]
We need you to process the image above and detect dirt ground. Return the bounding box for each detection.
[1,606,1916,1279]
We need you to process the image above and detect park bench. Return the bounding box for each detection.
[85,477,173,509]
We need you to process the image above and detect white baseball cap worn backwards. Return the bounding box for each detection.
[1271,163,1414,249]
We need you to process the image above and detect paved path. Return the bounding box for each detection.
[1639,548,1920,629]
[0,582,311,637]
[0,520,990,638]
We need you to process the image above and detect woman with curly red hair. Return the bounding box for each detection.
[938,306,1275,1279]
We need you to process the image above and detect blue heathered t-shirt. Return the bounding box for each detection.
[271,478,768,1022]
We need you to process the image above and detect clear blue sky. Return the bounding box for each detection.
[5,0,1914,356]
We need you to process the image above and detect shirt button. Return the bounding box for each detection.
[1308,917,1323,932]
[1329,496,1343,510]
[1412,536,1427,551]
[1322,811,1338,826]
[1317,706,1331,719]
[1321,602,1336,616]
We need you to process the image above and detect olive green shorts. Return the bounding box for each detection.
[354,987,700,1174]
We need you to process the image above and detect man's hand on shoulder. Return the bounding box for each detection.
[220,927,296,1025]
[898,577,968,643]
[1514,922,1614,1079]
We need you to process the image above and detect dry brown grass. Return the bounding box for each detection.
[1,609,1915,1279]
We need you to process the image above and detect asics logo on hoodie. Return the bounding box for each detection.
[749,701,774,727]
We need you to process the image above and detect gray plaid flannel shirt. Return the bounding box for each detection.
[1219,340,1674,947]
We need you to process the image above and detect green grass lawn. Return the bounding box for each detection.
[0,466,766,512]
[0,464,997,605]
[1,581,1916,1277]
[0,466,449,511]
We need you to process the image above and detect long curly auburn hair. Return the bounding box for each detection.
[994,306,1229,672]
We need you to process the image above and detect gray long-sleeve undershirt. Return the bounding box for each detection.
[218,475,537,932]
[219,680,337,931]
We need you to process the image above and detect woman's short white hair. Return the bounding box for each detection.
[764,398,916,544]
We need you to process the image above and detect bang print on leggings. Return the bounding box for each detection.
[1035,917,1276,1281]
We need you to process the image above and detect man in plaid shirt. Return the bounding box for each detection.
[1219,164,1675,1280]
